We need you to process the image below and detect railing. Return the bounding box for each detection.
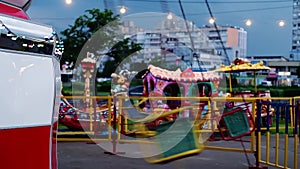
[57,95,299,168]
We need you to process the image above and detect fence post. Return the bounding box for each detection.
[294,102,299,169]
[249,99,268,169]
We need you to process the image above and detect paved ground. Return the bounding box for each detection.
[57,135,299,169]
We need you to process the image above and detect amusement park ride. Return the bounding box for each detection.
[59,57,273,133]
[0,1,61,169]
[0,0,280,168]
[57,55,276,166]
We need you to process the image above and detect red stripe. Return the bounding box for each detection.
[0,125,55,169]
[0,3,29,20]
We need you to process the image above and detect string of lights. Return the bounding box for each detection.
[188,5,292,15]
[32,5,292,20]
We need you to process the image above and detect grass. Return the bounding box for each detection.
[266,118,294,135]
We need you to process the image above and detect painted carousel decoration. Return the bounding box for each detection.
[58,52,99,131]
[81,52,96,110]
[111,69,137,97]
[143,65,220,100]
[214,58,271,93]
[123,65,221,128]
[58,64,221,131]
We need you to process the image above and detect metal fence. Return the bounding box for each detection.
[57,96,299,168]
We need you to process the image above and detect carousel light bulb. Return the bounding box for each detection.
[278,20,285,27]
[65,0,72,5]
[209,18,215,24]
[120,6,126,14]
[245,19,252,26]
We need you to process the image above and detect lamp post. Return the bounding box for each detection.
[65,0,72,5]
[81,52,96,111]
[119,6,127,14]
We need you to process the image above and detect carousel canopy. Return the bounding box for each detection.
[146,65,220,82]
[214,58,271,73]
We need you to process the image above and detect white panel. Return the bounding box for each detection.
[0,14,54,40]
[0,51,55,129]
[51,57,62,125]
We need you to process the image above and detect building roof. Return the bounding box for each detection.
[246,55,289,61]
[268,61,300,67]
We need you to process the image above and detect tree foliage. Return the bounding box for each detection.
[60,9,117,64]
[60,8,142,77]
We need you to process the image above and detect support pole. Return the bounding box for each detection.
[254,71,257,94]
[229,73,232,93]
[104,96,125,155]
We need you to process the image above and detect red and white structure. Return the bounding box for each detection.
[0,1,61,169]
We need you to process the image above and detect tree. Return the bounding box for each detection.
[60,8,142,76]
[60,9,115,65]
[97,38,142,77]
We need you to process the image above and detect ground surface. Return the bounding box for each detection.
[57,135,299,169]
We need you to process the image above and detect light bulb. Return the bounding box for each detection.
[245,19,252,26]
[120,6,126,14]
[65,0,72,5]
[278,20,285,27]
[209,18,215,24]
[167,13,173,20]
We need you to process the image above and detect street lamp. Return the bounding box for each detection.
[278,20,285,27]
[167,12,173,20]
[65,0,72,5]
[209,17,215,24]
[120,6,127,14]
[245,19,252,26]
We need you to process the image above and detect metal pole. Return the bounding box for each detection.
[229,73,232,93]
[205,0,230,65]
[254,71,257,93]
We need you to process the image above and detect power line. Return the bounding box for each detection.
[188,5,292,15]
[205,0,230,65]
[124,0,292,4]
[31,5,292,21]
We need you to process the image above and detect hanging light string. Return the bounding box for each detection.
[124,0,291,4]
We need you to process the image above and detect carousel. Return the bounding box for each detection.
[214,57,271,96]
